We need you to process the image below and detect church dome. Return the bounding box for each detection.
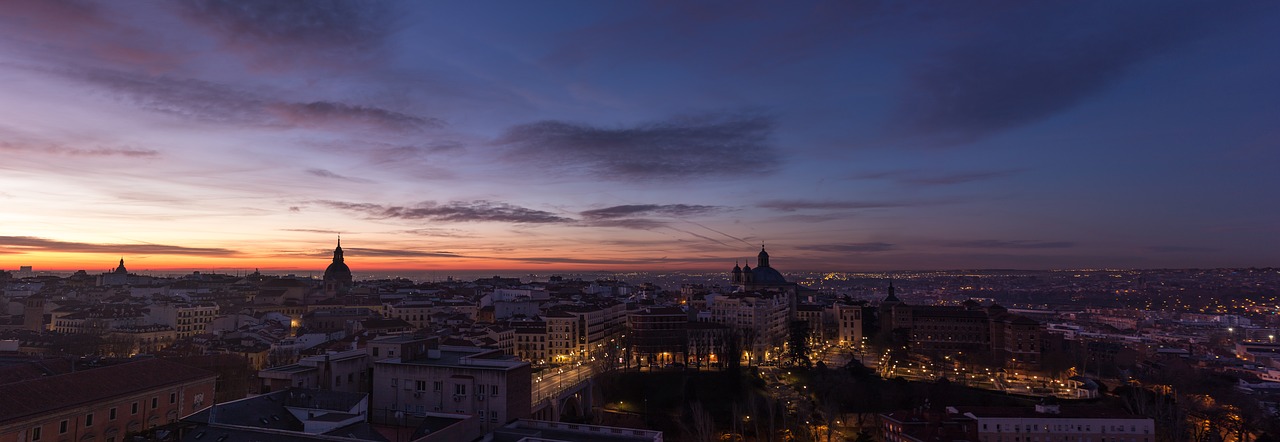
[323,238,353,285]
[325,261,352,277]
[749,266,787,284]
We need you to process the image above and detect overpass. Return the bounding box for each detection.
[530,363,595,421]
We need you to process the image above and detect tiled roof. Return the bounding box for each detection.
[0,358,216,424]
[955,405,1146,419]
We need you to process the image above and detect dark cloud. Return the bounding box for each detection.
[0,2,180,70]
[580,204,720,220]
[495,113,778,180]
[319,200,573,224]
[178,0,397,68]
[0,236,237,256]
[797,242,895,253]
[269,102,442,133]
[757,200,914,212]
[943,240,1075,249]
[305,168,373,183]
[890,1,1275,146]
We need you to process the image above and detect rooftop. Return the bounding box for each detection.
[489,419,662,442]
[954,405,1148,420]
[0,358,216,423]
[381,347,528,371]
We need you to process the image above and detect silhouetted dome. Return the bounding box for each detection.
[325,261,351,277]
[323,238,353,291]
[749,266,787,284]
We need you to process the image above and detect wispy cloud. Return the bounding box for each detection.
[0,139,159,158]
[306,247,463,258]
[495,113,778,180]
[851,169,1022,186]
[398,228,478,238]
[797,242,895,253]
[280,228,342,234]
[757,200,915,212]
[943,240,1075,249]
[305,168,374,183]
[498,256,674,266]
[580,204,720,220]
[61,67,437,132]
[269,102,442,133]
[177,0,398,69]
[585,218,670,230]
[319,200,574,224]
[0,236,237,256]
[1146,245,1218,253]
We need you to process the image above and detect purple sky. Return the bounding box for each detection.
[0,1,1278,272]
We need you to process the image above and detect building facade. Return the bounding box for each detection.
[0,359,216,442]
[370,336,532,434]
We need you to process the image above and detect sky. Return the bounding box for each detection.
[0,1,1278,274]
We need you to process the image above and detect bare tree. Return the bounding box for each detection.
[687,401,717,442]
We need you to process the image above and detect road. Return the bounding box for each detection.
[531,362,596,404]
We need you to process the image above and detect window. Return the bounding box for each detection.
[110,408,117,420]
[152,397,159,409]
[170,392,177,404]
[455,384,466,395]
[31,427,41,441]
[491,384,499,396]
[391,378,398,387]
[335,376,342,386]
[416,380,427,391]
[85,413,94,427]
[433,381,442,392]
[60,420,68,434]
[132,402,139,414]
[373,347,380,357]
[490,411,498,423]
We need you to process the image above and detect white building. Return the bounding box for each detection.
[706,291,789,364]
[953,404,1154,442]
[835,302,864,346]
[146,301,219,339]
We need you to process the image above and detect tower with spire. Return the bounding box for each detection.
[323,236,353,296]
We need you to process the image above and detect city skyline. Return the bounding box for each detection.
[2,1,1279,272]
